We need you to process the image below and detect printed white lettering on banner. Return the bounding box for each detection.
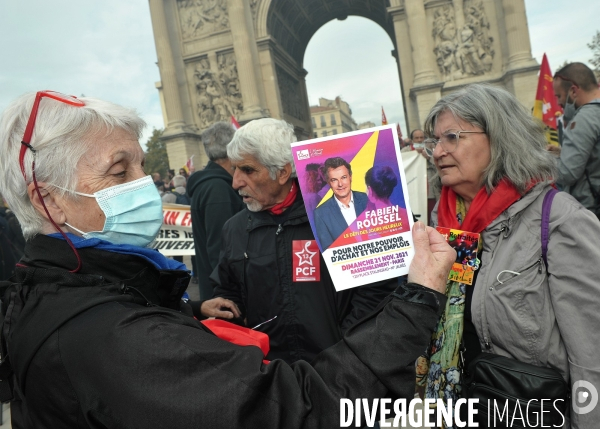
[162,210,192,227]
[155,205,194,256]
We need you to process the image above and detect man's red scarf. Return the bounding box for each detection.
[269,180,298,215]
[437,179,523,233]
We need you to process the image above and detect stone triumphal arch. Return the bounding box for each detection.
[149,0,538,169]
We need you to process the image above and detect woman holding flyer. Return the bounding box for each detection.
[417,83,600,428]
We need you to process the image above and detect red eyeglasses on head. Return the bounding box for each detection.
[19,90,85,180]
[18,91,86,273]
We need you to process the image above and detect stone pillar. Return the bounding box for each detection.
[388,4,420,132]
[257,40,284,119]
[227,0,268,121]
[148,0,185,131]
[502,0,536,70]
[155,81,168,125]
[404,0,438,86]
[414,85,443,125]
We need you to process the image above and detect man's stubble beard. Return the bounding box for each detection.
[244,199,263,212]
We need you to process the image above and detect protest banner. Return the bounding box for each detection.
[291,124,414,291]
[400,151,428,225]
[151,203,195,256]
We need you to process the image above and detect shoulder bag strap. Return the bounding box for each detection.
[541,188,559,269]
[584,170,600,202]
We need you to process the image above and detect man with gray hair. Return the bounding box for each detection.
[200,118,396,364]
[187,121,243,299]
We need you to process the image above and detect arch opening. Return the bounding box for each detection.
[304,16,407,134]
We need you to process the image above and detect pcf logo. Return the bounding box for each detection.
[297,149,310,160]
[292,240,320,282]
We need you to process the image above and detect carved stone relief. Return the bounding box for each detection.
[250,0,259,19]
[432,1,494,80]
[463,1,494,71]
[432,6,459,80]
[177,0,229,40]
[194,54,243,128]
[276,65,307,121]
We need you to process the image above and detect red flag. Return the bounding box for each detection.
[533,54,562,146]
[231,115,241,130]
[381,107,388,125]
[182,155,194,174]
[396,123,403,140]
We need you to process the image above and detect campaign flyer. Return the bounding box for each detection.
[435,227,480,285]
[291,125,414,291]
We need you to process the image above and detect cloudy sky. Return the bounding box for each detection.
[1,0,598,147]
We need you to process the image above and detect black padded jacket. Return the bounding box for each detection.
[211,192,399,364]
[1,234,446,429]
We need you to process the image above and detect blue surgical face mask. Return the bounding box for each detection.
[60,175,163,247]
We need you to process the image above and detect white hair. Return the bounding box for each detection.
[0,92,146,240]
[172,174,186,188]
[227,118,297,179]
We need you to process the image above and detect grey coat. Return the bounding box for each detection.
[559,100,600,215]
[432,183,600,428]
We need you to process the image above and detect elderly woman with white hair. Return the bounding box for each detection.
[0,91,460,428]
[416,84,600,428]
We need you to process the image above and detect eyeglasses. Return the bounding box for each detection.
[423,130,486,157]
[19,90,85,180]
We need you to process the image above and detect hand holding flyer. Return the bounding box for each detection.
[291,124,415,291]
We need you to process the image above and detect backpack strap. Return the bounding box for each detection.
[584,170,600,202]
[541,188,559,268]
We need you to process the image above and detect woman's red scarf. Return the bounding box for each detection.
[437,179,524,233]
[269,180,298,215]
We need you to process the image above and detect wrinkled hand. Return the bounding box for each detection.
[546,144,561,157]
[408,222,456,294]
[200,297,241,319]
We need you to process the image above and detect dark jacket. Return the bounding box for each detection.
[0,208,25,255]
[313,191,368,250]
[558,100,600,215]
[212,191,396,363]
[1,234,445,429]
[0,209,23,281]
[187,161,243,292]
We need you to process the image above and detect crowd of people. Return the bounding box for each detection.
[0,61,598,429]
